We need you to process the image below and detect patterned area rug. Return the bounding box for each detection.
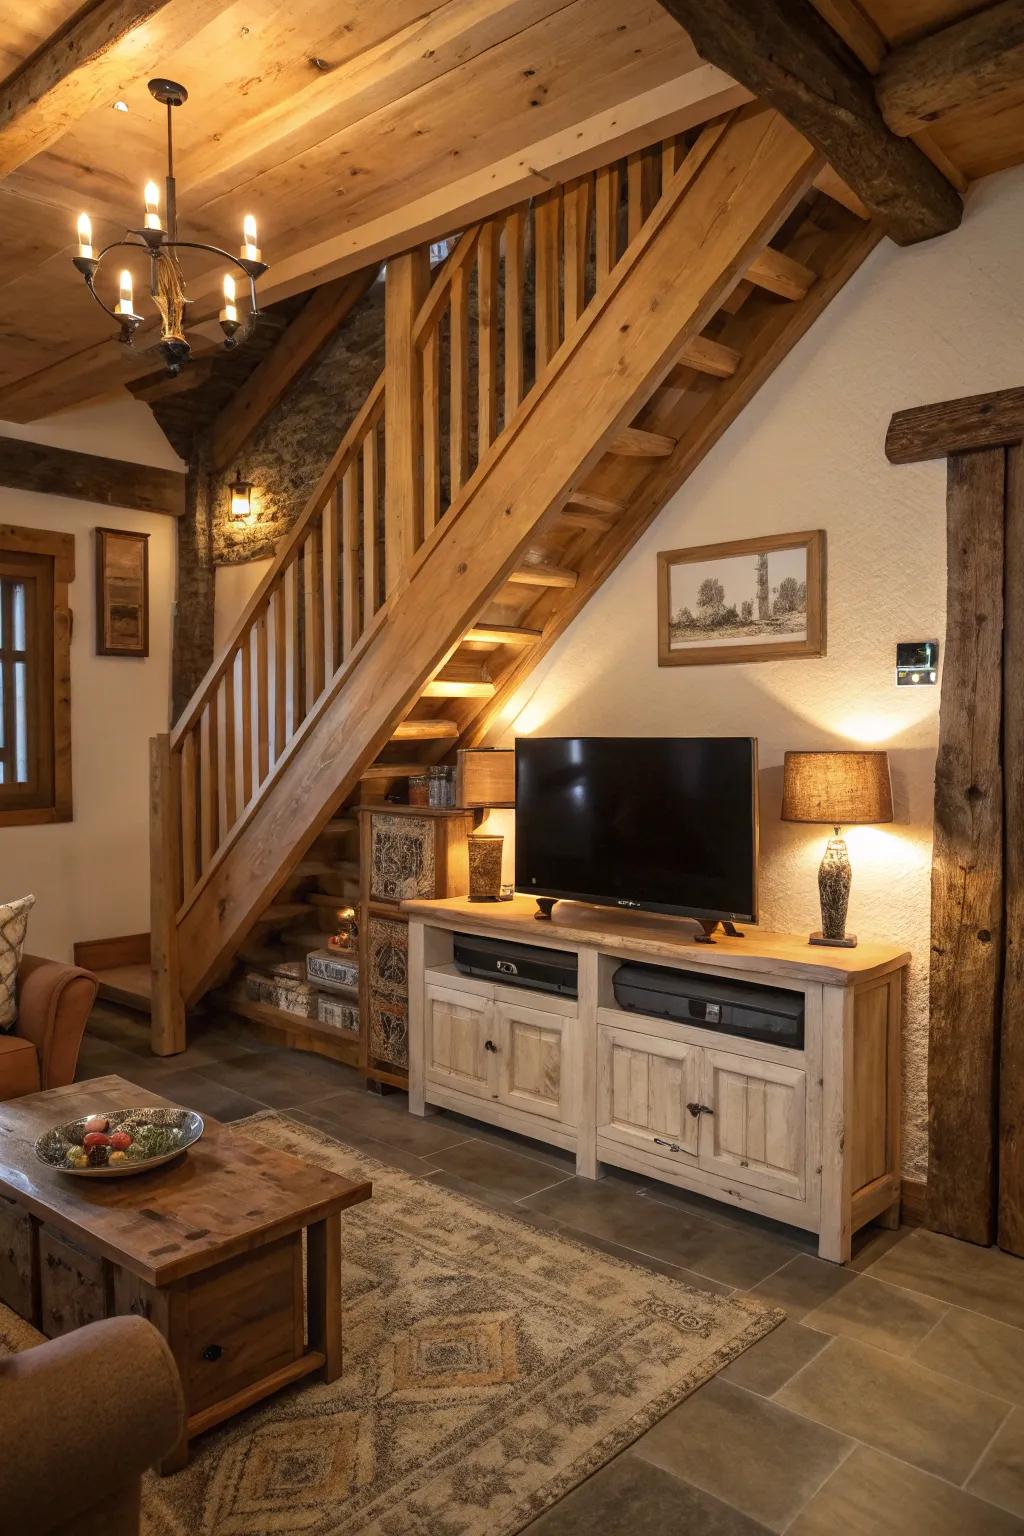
[1,1112,782,1535]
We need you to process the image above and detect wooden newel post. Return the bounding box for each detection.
[384,247,430,597]
[150,732,186,1056]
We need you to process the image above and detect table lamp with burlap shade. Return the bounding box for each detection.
[781,751,893,947]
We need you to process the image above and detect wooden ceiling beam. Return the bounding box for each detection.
[0,434,185,515]
[886,386,1024,464]
[877,0,1024,139]
[207,266,380,476]
[0,0,225,177]
[654,0,963,245]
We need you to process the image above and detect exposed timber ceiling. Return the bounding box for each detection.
[2,0,1024,421]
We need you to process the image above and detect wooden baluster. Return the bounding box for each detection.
[450,265,470,495]
[422,328,440,534]
[304,518,325,710]
[477,221,500,455]
[563,177,591,331]
[255,605,270,785]
[287,552,303,735]
[223,657,237,830]
[273,580,286,764]
[149,734,185,1056]
[503,205,525,421]
[322,486,339,678]
[642,145,661,222]
[626,151,644,243]
[384,248,429,590]
[362,433,380,613]
[421,331,440,529]
[595,162,620,285]
[342,459,361,656]
[199,694,219,869]
[239,632,253,807]
[534,188,561,373]
[180,726,198,896]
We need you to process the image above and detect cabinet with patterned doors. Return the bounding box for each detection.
[357,807,474,1085]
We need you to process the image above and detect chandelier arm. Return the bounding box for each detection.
[164,240,264,302]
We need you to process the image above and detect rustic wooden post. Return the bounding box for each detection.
[1001,443,1024,1254]
[384,247,430,596]
[927,448,1004,1245]
[886,386,1024,1252]
[150,733,186,1056]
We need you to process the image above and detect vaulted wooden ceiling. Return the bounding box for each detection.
[2,0,1023,423]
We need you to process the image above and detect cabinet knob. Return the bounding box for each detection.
[686,1102,715,1118]
[484,1039,498,1053]
[202,1344,223,1362]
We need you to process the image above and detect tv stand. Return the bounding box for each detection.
[402,895,910,1264]
[534,897,558,921]
[695,919,746,944]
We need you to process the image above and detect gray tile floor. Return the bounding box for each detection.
[78,1005,1024,1534]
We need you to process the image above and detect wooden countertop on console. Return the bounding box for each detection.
[400,896,910,987]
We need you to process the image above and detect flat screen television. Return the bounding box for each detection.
[515,736,758,924]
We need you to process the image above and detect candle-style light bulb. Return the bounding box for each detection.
[240,213,261,262]
[220,272,238,325]
[76,212,93,259]
[144,180,162,232]
[116,268,135,317]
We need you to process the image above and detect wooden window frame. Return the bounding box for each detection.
[0,523,74,827]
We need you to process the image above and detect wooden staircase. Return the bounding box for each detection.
[150,104,882,1053]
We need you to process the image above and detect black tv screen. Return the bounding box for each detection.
[515,737,758,922]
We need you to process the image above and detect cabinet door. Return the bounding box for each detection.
[495,1000,572,1125]
[700,1048,806,1199]
[596,1025,702,1163]
[424,985,498,1101]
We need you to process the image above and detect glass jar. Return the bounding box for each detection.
[408,774,430,806]
[428,764,455,808]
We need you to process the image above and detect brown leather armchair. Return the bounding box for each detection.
[0,956,98,1101]
[0,1314,185,1534]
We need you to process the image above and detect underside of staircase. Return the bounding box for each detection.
[150,103,882,1056]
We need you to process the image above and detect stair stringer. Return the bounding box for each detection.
[174,105,821,1008]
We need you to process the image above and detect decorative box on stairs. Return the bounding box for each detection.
[306,949,359,994]
[357,805,474,1086]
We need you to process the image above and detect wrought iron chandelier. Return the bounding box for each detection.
[72,78,268,375]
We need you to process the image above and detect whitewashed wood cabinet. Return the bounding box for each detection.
[406,897,910,1263]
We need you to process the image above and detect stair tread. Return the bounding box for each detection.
[360,761,429,778]
[746,247,816,300]
[567,489,626,514]
[465,624,542,645]
[676,334,741,379]
[508,563,579,589]
[422,679,495,698]
[305,887,358,908]
[560,507,613,531]
[391,717,460,739]
[607,426,675,458]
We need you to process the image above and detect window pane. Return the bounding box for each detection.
[14,660,27,782]
[12,582,26,650]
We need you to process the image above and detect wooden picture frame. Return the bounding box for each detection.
[657,530,826,667]
[95,527,149,657]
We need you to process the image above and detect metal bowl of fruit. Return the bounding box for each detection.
[34,1107,204,1177]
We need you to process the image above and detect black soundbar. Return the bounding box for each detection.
[453,933,578,997]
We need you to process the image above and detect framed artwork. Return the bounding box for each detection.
[657,530,826,666]
[95,528,149,657]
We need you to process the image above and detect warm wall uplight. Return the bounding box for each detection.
[144,180,162,231]
[241,213,261,262]
[116,268,135,317]
[229,471,254,522]
[76,213,93,259]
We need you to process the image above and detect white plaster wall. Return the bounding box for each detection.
[492,166,1024,1179]
[214,557,273,652]
[0,397,182,962]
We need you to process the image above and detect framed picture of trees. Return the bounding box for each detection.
[657,530,826,666]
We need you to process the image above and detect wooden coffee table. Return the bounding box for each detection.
[0,1075,371,1471]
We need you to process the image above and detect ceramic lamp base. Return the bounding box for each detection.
[809,931,858,948]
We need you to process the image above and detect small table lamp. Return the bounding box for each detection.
[781,751,893,948]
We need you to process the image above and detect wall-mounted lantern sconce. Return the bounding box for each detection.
[229,470,254,522]
[896,641,939,686]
